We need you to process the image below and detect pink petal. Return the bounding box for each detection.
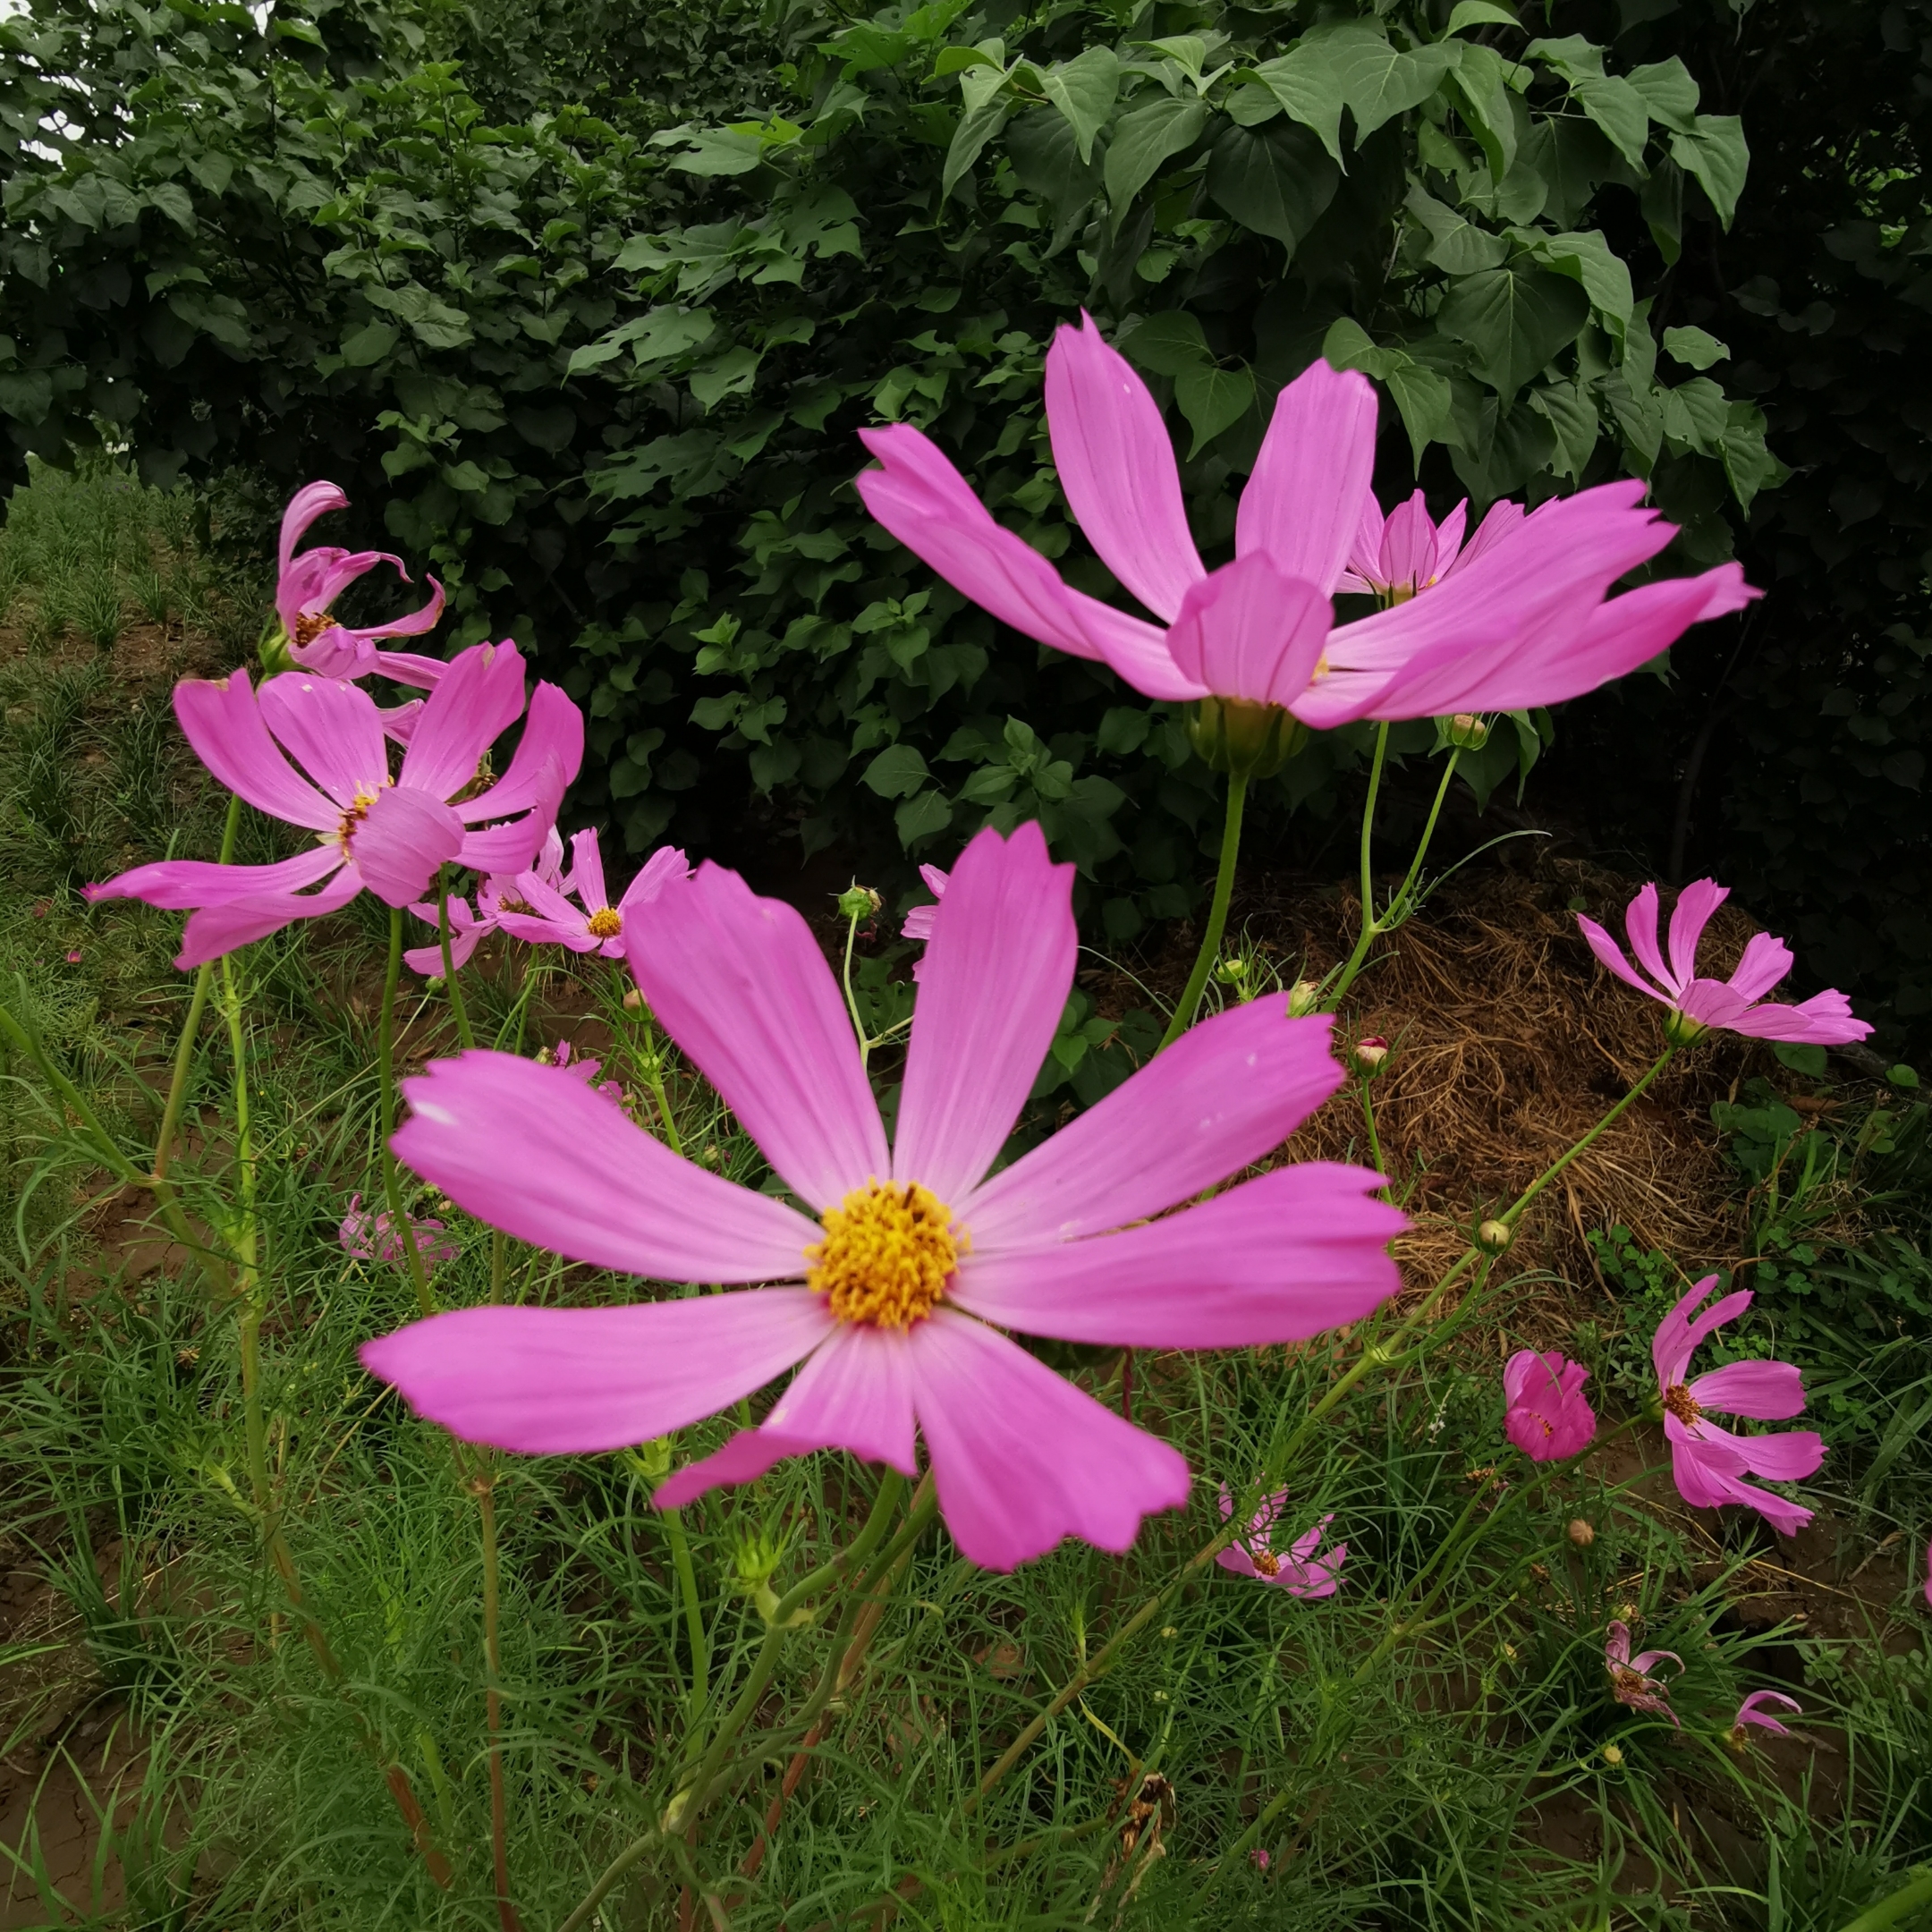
[905,1309,1191,1570]
[1690,1358,1806,1421]
[627,863,888,1212]
[1623,883,1674,990]
[1576,913,1665,1000]
[1236,360,1378,596]
[372,649,448,691]
[1670,1434,1815,1534]
[360,1288,835,1454]
[1653,1275,1751,1389]
[1666,878,1729,987]
[349,786,464,907]
[1044,314,1205,623]
[1726,931,1794,1004]
[463,682,584,822]
[87,843,343,910]
[1164,557,1334,708]
[960,1001,1345,1251]
[893,822,1076,1204]
[279,481,349,583]
[1736,1690,1801,1734]
[175,865,363,967]
[953,1162,1402,1347]
[1216,1545,1263,1578]
[258,672,391,807]
[901,904,937,943]
[1720,991,1872,1045]
[570,827,609,913]
[400,640,528,803]
[459,799,561,877]
[1377,489,1438,590]
[653,1322,918,1508]
[1690,1416,1825,1484]
[174,674,337,832]
[1605,1621,1632,1666]
[1341,491,1386,590]
[620,843,691,914]
[1428,500,1469,579]
[403,912,485,978]
[353,574,444,644]
[392,1049,822,1281]
[1440,498,1521,577]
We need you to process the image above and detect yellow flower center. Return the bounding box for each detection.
[1252,1548,1281,1578]
[332,783,387,854]
[1662,1382,1702,1425]
[586,906,623,939]
[294,610,338,648]
[806,1179,962,1329]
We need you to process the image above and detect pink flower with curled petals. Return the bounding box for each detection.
[1577,878,1870,1046]
[84,642,583,969]
[1654,1275,1824,1537]
[1216,1486,1345,1596]
[1731,1690,1802,1740]
[402,826,569,978]
[1504,1350,1597,1462]
[856,313,1757,732]
[493,828,690,959]
[1605,1621,1682,1724]
[340,1192,457,1268]
[361,822,1408,1572]
[277,482,447,691]
[1337,489,1521,605]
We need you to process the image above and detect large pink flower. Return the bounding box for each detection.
[1654,1275,1824,1537]
[1216,1487,1345,1596]
[1578,878,1870,1046]
[855,314,1756,729]
[361,823,1407,1570]
[86,642,583,968]
[493,827,690,959]
[277,482,447,689]
[1503,1350,1597,1462]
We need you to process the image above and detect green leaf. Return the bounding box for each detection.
[1437,265,1589,402]
[1386,363,1454,470]
[1204,117,1339,253]
[1405,185,1509,274]
[1318,25,1458,140]
[512,405,577,452]
[863,744,931,798]
[341,321,398,367]
[1663,325,1728,370]
[1625,57,1700,136]
[1104,94,1208,216]
[1527,377,1598,479]
[1641,157,1684,262]
[1670,116,1748,228]
[1445,0,1523,34]
[1006,108,1102,250]
[690,344,761,409]
[662,128,767,177]
[1572,74,1650,172]
[1248,43,1345,164]
[1120,310,1212,376]
[1174,362,1254,455]
[1772,1040,1829,1078]
[1039,46,1120,165]
[1529,228,1634,340]
[147,182,195,233]
[896,790,953,844]
[1446,42,1518,179]
[943,97,1011,197]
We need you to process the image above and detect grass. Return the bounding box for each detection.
[0,462,1928,1930]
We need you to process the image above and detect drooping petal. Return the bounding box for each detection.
[361,1288,835,1455]
[1690,1358,1806,1421]
[1044,314,1205,623]
[399,640,528,802]
[893,822,1076,1204]
[619,843,691,915]
[1735,1690,1802,1735]
[174,866,364,968]
[1623,883,1674,990]
[174,674,337,832]
[403,900,486,978]
[1725,932,1795,1004]
[961,1000,1344,1250]
[277,480,349,587]
[458,795,560,877]
[394,1049,822,1280]
[1236,360,1378,596]
[1718,990,1873,1045]
[1575,914,1665,999]
[464,682,585,822]
[349,786,464,907]
[953,1163,1402,1347]
[1163,556,1334,708]
[627,864,888,1212]
[371,648,448,691]
[1690,1416,1825,1484]
[570,827,609,913]
[258,673,391,807]
[85,843,343,911]
[905,1309,1191,1570]
[1666,878,1729,987]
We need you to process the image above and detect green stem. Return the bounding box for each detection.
[1504,1047,1674,1234]
[1158,770,1249,1051]
[1833,1867,1932,1932]
[437,869,474,1052]
[840,905,869,1072]
[555,1833,663,1932]
[477,1470,522,1932]
[378,908,436,1319]
[662,1506,708,1725]
[1359,1078,1384,1187]
[1359,721,1389,928]
[633,1002,683,1157]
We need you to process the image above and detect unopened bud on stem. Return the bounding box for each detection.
[1477,1218,1513,1254]
[1287,979,1322,1017]
[1446,712,1489,750]
[836,883,881,922]
[1351,1036,1390,1077]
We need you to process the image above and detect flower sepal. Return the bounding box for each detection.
[1186,696,1309,779]
[258,618,296,676]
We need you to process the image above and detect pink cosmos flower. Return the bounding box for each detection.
[493,828,690,959]
[1503,1350,1597,1462]
[1337,489,1519,604]
[278,482,446,689]
[1216,1487,1345,1595]
[1655,1275,1824,1537]
[1605,1621,1682,1725]
[1732,1690,1802,1739]
[340,1192,457,1267]
[402,826,569,978]
[549,1038,623,1106]
[900,863,951,944]
[855,314,1756,729]
[1578,879,1871,1046]
[360,822,1408,1571]
[85,642,583,969]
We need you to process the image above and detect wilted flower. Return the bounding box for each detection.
[493,828,689,958]
[340,1192,456,1267]
[1605,1620,1682,1725]
[363,824,1406,1571]
[1577,878,1871,1046]
[1654,1275,1824,1537]
[1216,1487,1345,1597]
[1504,1350,1597,1462]
[1731,1690,1802,1741]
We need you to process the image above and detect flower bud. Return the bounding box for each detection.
[836,883,881,922]
[1477,1218,1513,1254]
[1601,1743,1623,1767]
[1351,1036,1390,1077]
[618,1436,674,1483]
[1287,979,1322,1017]
[1215,955,1249,985]
[1186,695,1309,778]
[622,987,645,1013]
[1445,712,1489,750]
[1568,1518,1596,1548]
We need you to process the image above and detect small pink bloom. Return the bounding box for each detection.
[900,863,950,944]
[1504,1350,1597,1462]
[1732,1689,1801,1739]
[857,313,1756,729]
[84,643,583,970]
[1577,878,1870,1046]
[402,826,569,978]
[31,901,48,919]
[363,823,1409,1571]
[1605,1620,1682,1725]
[340,1192,457,1268]
[1654,1275,1824,1537]
[1250,1848,1270,1871]
[493,829,691,959]
[1337,489,1520,603]
[550,1038,623,1106]
[64,949,82,963]
[277,482,448,691]
[1216,1485,1345,1596]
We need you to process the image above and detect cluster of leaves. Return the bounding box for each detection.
[0,0,1777,940]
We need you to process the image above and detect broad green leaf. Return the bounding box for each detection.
[1522,34,1603,83]
[942,97,1011,197]
[340,320,398,367]
[1625,57,1699,135]
[690,343,761,409]
[1386,362,1454,470]
[1445,0,1523,35]
[863,744,931,798]
[1040,47,1121,164]
[1663,325,1728,369]
[1321,315,1406,381]
[898,789,954,844]
[1659,375,1730,454]
[1248,43,1344,164]
[148,182,195,233]
[513,405,577,452]
[1104,94,1208,216]
[1318,25,1459,140]
[1405,185,1509,274]
[1527,377,1597,479]
[1437,265,1589,401]
[932,44,1002,78]
[1670,115,1748,228]
[1529,229,1634,339]
[1641,157,1684,263]
[1447,42,1517,179]
[1138,35,1209,81]
[0,369,53,424]
[1006,108,1103,250]
[1572,74,1650,172]
[1601,372,1662,470]
[663,129,767,177]
[1175,362,1254,454]
[1120,309,1213,376]
[821,23,911,74]
[1204,117,1339,253]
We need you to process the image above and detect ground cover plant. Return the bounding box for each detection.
[0,436,1928,1932]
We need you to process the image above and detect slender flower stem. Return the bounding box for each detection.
[1500,1046,1674,1233]
[636,1005,684,1157]
[378,907,436,1319]
[841,903,869,1072]
[1159,769,1249,1051]
[436,869,475,1052]
[1358,1077,1384,1188]
[1359,721,1389,928]
[662,1505,709,1725]
[219,952,270,1530]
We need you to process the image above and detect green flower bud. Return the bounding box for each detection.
[258,619,296,676]
[1185,696,1310,779]
[1287,979,1322,1017]
[835,883,881,922]
[1445,712,1489,750]
[1477,1218,1513,1254]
